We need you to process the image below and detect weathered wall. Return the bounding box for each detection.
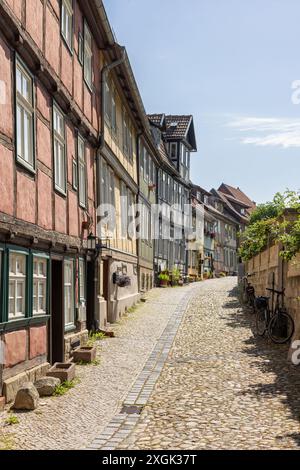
[246,244,300,357]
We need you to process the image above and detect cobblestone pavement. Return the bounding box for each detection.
[0,285,197,450]
[92,277,300,450]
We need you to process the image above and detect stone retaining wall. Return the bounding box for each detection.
[246,245,300,357]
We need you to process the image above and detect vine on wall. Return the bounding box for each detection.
[239,191,300,262]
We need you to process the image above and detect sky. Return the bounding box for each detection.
[104,0,300,204]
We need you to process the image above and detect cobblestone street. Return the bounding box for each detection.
[1,277,300,450]
[91,277,300,450]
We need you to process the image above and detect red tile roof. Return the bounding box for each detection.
[218,183,256,216]
[148,114,165,128]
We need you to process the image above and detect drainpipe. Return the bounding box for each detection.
[97,47,126,206]
[136,130,144,294]
[93,48,126,329]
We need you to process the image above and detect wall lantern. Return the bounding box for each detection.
[87,233,97,251]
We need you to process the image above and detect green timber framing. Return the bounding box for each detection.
[0,243,88,333]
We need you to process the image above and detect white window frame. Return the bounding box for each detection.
[33,257,47,316]
[120,182,128,239]
[16,59,35,170]
[84,21,93,89]
[104,80,112,123]
[53,104,66,194]
[79,258,86,302]
[78,135,87,208]
[8,252,27,321]
[170,142,177,160]
[61,0,73,51]
[64,259,75,328]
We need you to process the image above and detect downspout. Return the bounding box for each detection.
[93,47,126,328]
[97,47,126,206]
[136,130,143,294]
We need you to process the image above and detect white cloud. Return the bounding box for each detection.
[227,116,300,148]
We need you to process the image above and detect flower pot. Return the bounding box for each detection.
[46,363,76,382]
[159,279,168,287]
[72,346,97,363]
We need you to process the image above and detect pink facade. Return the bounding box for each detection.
[0,0,102,401]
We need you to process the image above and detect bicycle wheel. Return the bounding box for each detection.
[256,307,267,336]
[248,292,256,314]
[268,310,295,344]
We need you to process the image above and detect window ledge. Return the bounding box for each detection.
[61,34,74,56]
[84,79,93,94]
[54,185,67,198]
[65,324,77,334]
[16,157,36,176]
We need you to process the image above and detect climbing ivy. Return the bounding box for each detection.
[239,191,300,261]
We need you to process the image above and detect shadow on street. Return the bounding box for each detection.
[223,286,300,448]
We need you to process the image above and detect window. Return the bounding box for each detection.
[61,0,73,50]
[78,32,83,65]
[72,158,78,190]
[149,158,153,185]
[33,257,47,316]
[123,110,133,159]
[170,142,177,160]
[53,104,66,193]
[9,253,27,320]
[140,144,144,176]
[111,92,117,132]
[162,172,166,199]
[64,259,75,327]
[79,258,86,302]
[104,81,112,122]
[78,135,87,208]
[106,82,117,129]
[152,159,156,186]
[84,21,92,88]
[144,151,149,183]
[120,182,128,238]
[128,189,135,239]
[16,59,35,170]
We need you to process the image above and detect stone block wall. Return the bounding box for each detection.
[246,245,300,356]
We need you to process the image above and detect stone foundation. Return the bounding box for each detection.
[64,329,89,361]
[3,362,50,403]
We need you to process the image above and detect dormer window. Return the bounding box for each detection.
[170,122,178,128]
[170,142,177,160]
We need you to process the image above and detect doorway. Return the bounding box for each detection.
[86,260,95,331]
[50,259,64,364]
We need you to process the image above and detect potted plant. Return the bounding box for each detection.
[158,271,170,287]
[171,268,180,286]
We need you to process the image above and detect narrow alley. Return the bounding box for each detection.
[110,277,300,450]
[2,278,299,450]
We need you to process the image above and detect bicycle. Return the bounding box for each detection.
[255,287,294,344]
[241,274,256,313]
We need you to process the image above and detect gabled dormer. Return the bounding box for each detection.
[164,115,197,182]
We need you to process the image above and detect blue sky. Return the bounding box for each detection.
[104,0,300,204]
